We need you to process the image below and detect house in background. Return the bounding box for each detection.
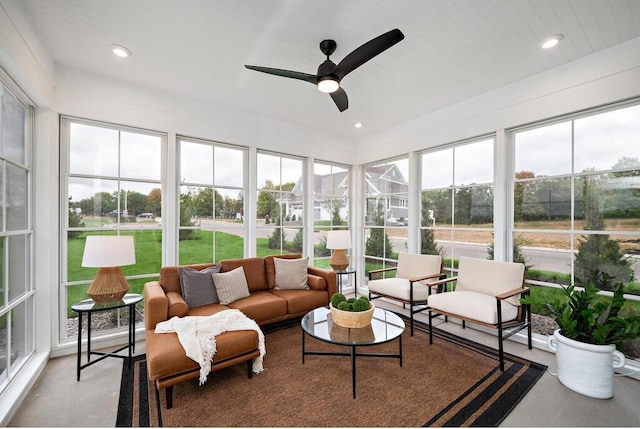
[365,164,409,224]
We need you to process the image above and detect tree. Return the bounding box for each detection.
[146,188,162,215]
[121,190,147,216]
[420,192,442,256]
[487,233,529,267]
[68,202,85,239]
[365,199,393,258]
[179,193,196,240]
[574,174,633,289]
[268,217,284,249]
[329,199,344,226]
[257,180,279,218]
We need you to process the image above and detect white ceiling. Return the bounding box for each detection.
[10,0,640,140]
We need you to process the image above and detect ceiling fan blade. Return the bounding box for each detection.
[244,65,317,84]
[332,29,404,80]
[330,87,348,112]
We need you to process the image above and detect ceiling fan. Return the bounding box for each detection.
[245,28,404,112]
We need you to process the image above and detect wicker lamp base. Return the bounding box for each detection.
[330,249,350,271]
[87,267,130,303]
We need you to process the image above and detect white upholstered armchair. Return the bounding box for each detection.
[426,257,532,371]
[368,252,444,335]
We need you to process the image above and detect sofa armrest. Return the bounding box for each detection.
[144,281,169,330]
[166,291,188,318]
[307,266,337,298]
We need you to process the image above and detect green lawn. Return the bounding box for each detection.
[66,229,640,321]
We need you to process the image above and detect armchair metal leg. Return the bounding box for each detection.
[247,359,253,378]
[428,310,433,344]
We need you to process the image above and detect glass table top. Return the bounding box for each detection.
[71,293,143,312]
[301,306,405,346]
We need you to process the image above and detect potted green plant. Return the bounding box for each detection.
[525,272,640,399]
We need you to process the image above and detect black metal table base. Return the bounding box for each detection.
[75,299,138,381]
[301,329,403,398]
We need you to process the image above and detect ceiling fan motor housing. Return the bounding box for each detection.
[319,39,337,57]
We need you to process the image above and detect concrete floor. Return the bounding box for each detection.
[8,299,640,427]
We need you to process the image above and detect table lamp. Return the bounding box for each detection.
[326,230,351,271]
[82,235,136,303]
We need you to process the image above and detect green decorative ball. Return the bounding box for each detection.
[331,293,346,308]
[351,299,370,312]
[337,301,352,311]
[347,297,357,303]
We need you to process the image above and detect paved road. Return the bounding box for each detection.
[194,220,640,278]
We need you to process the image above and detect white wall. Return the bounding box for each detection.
[355,37,640,164]
[53,66,356,164]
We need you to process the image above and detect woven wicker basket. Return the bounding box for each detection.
[329,301,375,328]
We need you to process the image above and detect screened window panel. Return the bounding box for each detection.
[8,235,28,302]
[514,121,571,177]
[6,164,27,231]
[181,141,213,185]
[422,148,453,189]
[120,131,162,180]
[574,104,640,174]
[1,88,26,165]
[69,122,118,176]
[67,177,119,219]
[214,146,244,187]
[454,139,493,186]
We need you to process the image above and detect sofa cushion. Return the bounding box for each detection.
[274,257,309,290]
[178,265,221,308]
[265,254,302,289]
[367,277,432,301]
[227,291,287,323]
[455,257,524,306]
[220,258,268,292]
[271,289,329,314]
[146,328,259,381]
[212,266,251,305]
[427,290,518,325]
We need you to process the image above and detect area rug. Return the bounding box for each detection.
[117,319,545,427]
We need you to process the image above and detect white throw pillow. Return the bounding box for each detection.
[212,266,250,305]
[274,257,309,290]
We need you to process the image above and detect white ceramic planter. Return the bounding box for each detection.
[548,329,626,399]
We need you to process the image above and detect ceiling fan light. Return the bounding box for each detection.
[317,78,339,93]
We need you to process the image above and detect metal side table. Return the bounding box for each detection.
[71,293,143,381]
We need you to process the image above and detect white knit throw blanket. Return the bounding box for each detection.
[154,309,266,385]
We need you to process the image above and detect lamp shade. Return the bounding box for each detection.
[82,236,135,303]
[326,230,351,250]
[326,230,351,271]
[82,235,136,267]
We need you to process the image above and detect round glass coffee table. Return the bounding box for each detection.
[301,306,405,398]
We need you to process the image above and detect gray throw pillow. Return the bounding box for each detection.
[178,265,221,308]
[274,257,309,290]
[212,266,250,305]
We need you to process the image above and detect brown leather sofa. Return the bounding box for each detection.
[144,254,337,409]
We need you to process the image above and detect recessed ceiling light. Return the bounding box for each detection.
[541,34,563,50]
[110,44,132,58]
[354,122,363,128]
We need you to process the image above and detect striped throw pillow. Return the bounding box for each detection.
[212,266,250,305]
